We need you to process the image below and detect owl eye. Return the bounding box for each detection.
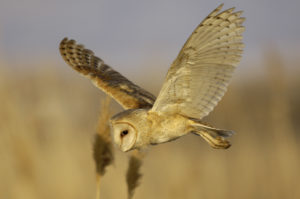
[120,130,129,137]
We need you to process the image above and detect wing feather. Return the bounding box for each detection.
[151,4,245,119]
[59,38,156,109]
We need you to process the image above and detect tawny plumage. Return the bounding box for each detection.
[59,4,245,151]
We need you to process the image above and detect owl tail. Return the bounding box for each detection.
[192,121,234,149]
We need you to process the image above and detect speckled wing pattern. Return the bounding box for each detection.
[152,4,245,119]
[59,38,156,109]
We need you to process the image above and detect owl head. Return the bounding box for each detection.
[110,121,137,152]
[110,109,149,152]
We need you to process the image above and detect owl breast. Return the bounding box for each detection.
[147,112,191,144]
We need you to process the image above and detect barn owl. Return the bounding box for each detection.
[59,4,245,152]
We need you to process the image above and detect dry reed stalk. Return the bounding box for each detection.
[126,150,144,199]
[93,96,114,199]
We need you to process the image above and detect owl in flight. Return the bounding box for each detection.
[60,4,245,152]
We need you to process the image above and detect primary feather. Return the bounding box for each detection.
[152,4,245,119]
[59,38,156,109]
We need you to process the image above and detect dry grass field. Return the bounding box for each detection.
[0,51,299,199]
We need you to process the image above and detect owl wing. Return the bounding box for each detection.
[151,4,245,119]
[60,38,156,109]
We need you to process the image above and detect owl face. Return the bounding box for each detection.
[111,122,137,152]
[110,109,150,151]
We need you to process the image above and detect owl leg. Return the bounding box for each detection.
[191,121,234,149]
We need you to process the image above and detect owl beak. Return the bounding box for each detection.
[120,144,129,152]
[119,143,123,151]
[118,139,127,152]
[121,148,131,152]
[120,141,132,152]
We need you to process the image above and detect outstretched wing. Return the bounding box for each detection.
[59,38,156,109]
[151,4,245,119]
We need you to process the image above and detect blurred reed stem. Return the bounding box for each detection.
[93,96,114,199]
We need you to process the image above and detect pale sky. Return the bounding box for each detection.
[0,0,299,78]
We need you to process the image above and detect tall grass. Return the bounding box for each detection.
[0,52,299,199]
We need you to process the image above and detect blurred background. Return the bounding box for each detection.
[0,0,300,199]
